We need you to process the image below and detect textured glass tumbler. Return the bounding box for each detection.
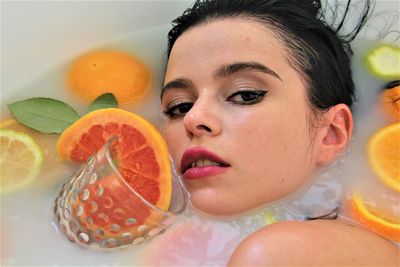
[54,137,187,249]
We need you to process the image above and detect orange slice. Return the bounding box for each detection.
[350,193,400,242]
[67,50,151,105]
[381,81,400,121]
[56,108,171,234]
[367,123,400,192]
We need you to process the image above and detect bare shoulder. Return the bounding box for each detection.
[228,220,399,266]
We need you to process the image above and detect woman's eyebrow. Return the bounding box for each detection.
[161,62,280,99]
[213,61,282,81]
[161,78,193,99]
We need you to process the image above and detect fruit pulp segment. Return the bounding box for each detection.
[70,123,162,205]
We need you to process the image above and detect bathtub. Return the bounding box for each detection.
[1,1,192,99]
[2,0,398,97]
[1,1,399,266]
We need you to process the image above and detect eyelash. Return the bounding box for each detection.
[163,89,268,118]
[227,89,268,105]
[163,101,194,118]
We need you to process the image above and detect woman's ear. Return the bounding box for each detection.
[316,104,353,165]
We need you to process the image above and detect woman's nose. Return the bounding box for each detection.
[183,98,222,138]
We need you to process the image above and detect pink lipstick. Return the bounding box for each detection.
[180,147,230,180]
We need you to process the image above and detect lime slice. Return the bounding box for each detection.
[0,129,44,194]
[365,44,400,79]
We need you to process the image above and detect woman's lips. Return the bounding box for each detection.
[183,165,228,180]
[180,147,230,180]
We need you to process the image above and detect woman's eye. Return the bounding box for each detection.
[163,102,194,118]
[227,90,267,105]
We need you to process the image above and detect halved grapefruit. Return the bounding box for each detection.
[57,108,171,235]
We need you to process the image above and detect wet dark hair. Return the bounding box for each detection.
[166,0,372,113]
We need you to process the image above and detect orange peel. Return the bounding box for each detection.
[380,81,400,121]
[350,193,400,242]
[67,50,151,105]
[367,123,400,192]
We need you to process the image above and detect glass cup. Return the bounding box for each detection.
[54,136,187,249]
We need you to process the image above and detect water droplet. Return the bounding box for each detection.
[120,232,133,241]
[132,237,144,245]
[95,185,104,196]
[109,224,121,233]
[106,238,117,248]
[125,217,137,226]
[85,216,93,225]
[88,201,98,213]
[78,232,90,243]
[63,208,71,220]
[113,208,125,219]
[98,213,109,224]
[80,189,90,201]
[60,198,66,208]
[103,196,114,209]
[75,204,84,216]
[137,225,149,233]
[93,229,105,241]
[69,220,79,233]
[89,173,98,184]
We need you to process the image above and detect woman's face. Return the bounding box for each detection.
[161,18,320,216]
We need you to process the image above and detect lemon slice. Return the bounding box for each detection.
[0,129,44,194]
[0,118,17,129]
[365,44,400,79]
[367,123,400,192]
[351,193,400,242]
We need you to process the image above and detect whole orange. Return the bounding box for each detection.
[67,50,151,105]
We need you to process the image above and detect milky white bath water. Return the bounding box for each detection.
[1,22,398,267]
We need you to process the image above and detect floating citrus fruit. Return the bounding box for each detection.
[0,129,43,194]
[56,108,172,232]
[365,44,400,79]
[367,123,400,192]
[67,50,151,105]
[1,117,63,162]
[0,118,17,129]
[350,193,400,242]
[380,81,400,121]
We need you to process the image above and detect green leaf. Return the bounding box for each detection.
[88,93,119,112]
[8,98,80,134]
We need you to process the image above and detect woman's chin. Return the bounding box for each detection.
[187,185,304,217]
[189,190,263,217]
[191,200,244,217]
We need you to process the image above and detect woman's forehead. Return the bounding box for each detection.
[163,18,306,94]
[171,18,281,52]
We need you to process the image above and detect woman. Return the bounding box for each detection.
[160,0,399,265]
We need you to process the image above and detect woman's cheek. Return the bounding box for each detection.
[164,123,189,174]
